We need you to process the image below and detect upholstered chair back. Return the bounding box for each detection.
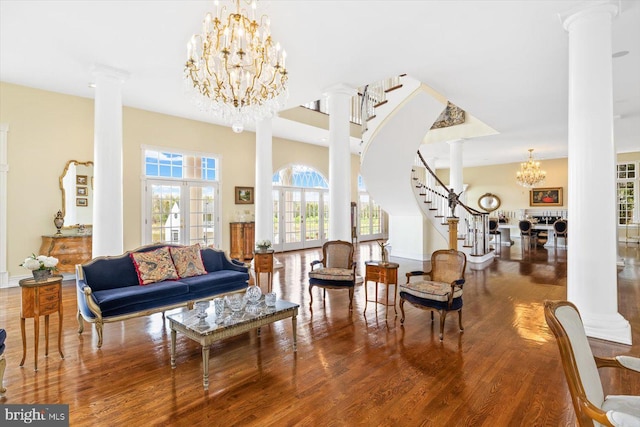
[430,250,466,284]
[324,241,353,269]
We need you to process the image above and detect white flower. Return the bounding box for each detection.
[22,258,41,270]
[20,254,59,271]
[256,239,272,249]
[43,256,59,268]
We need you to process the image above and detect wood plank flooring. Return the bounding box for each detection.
[1,241,639,426]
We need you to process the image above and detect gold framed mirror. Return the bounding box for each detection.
[59,160,94,227]
[478,193,501,212]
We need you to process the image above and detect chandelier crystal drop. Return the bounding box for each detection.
[184,0,289,132]
[516,149,546,188]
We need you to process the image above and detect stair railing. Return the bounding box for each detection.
[414,151,490,255]
[300,75,403,130]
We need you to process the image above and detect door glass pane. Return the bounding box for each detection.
[305,191,320,241]
[284,190,301,243]
[187,185,216,246]
[360,194,371,236]
[150,184,182,243]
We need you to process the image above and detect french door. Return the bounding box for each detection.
[144,179,219,247]
[273,187,327,251]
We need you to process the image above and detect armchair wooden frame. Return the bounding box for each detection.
[308,240,357,311]
[544,300,640,426]
[399,249,467,341]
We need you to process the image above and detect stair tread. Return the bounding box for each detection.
[384,84,403,93]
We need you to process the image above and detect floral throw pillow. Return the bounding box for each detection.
[130,246,179,285]
[170,244,207,278]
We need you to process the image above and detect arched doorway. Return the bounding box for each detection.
[272,165,329,251]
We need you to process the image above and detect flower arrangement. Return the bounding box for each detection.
[256,239,272,251]
[21,254,59,272]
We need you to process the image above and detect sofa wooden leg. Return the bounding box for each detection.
[399,298,406,324]
[308,285,314,309]
[95,322,104,348]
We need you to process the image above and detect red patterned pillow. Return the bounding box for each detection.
[170,244,206,278]
[130,246,179,285]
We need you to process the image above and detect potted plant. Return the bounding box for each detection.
[20,254,59,282]
[255,239,272,252]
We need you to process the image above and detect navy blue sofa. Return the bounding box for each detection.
[76,244,249,348]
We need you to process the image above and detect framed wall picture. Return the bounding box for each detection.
[235,187,254,204]
[76,198,88,207]
[76,175,88,185]
[76,186,87,196]
[530,187,563,206]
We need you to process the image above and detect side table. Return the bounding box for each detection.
[254,250,274,292]
[364,261,400,317]
[19,275,65,371]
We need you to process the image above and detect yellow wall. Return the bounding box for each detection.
[437,158,570,214]
[1,82,360,279]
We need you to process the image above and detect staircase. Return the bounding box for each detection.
[358,75,495,264]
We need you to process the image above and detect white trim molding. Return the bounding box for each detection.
[0,123,9,287]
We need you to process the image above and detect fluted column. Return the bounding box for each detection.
[91,65,129,257]
[255,117,273,246]
[324,84,356,241]
[561,1,631,344]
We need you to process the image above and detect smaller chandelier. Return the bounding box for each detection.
[185,0,288,133]
[516,149,546,188]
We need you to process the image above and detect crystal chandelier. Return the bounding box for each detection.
[185,0,288,133]
[516,149,546,187]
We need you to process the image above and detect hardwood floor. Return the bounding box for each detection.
[1,241,639,426]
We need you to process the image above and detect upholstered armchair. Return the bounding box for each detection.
[308,240,356,311]
[0,328,6,396]
[399,249,467,341]
[544,300,640,426]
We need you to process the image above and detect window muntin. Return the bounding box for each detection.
[145,149,218,181]
[617,162,638,226]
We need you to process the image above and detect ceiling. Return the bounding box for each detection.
[1,1,639,168]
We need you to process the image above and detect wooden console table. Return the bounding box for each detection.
[364,261,400,317]
[19,275,65,371]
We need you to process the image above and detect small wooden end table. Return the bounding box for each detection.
[364,261,400,317]
[19,275,65,371]
[254,250,274,292]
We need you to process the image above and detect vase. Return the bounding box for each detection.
[32,269,51,282]
[53,210,64,235]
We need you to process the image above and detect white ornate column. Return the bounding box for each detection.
[91,65,129,257]
[255,117,274,246]
[0,124,8,286]
[448,139,464,197]
[561,1,631,344]
[324,84,356,241]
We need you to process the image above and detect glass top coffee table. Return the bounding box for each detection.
[168,297,299,391]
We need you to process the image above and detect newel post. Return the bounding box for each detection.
[447,218,459,250]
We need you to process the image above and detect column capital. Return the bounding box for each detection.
[322,83,357,98]
[447,138,465,146]
[90,64,130,84]
[559,0,618,32]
